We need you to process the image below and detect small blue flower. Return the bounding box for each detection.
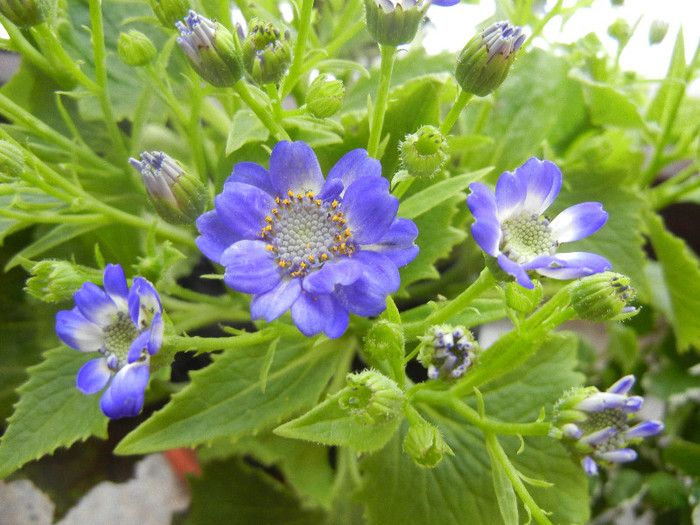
[196,140,419,339]
[467,158,612,289]
[55,264,164,419]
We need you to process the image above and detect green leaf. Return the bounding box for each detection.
[356,333,589,525]
[485,435,519,525]
[114,337,341,454]
[663,438,700,477]
[0,347,108,479]
[186,458,326,525]
[226,110,270,155]
[647,29,687,124]
[570,70,645,129]
[646,212,700,351]
[274,389,402,453]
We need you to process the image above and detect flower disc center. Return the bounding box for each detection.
[500,213,557,264]
[103,311,139,368]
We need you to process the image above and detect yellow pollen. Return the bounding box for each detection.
[279,261,288,267]
[315,199,321,206]
[282,199,290,206]
[308,255,315,263]
[287,190,294,198]
[296,193,303,200]
[344,228,352,237]
[275,197,280,204]
[265,216,273,223]
[300,261,307,269]
[331,200,339,208]
[266,245,274,251]
[321,254,328,261]
[272,208,279,215]
[306,191,315,199]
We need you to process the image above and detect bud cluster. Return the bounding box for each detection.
[0,0,52,28]
[399,125,448,178]
[240,19,292,85]
[418,324,479,381]
[570,272,638,322]
[338,369,404,425]
[551,375,664,476]
[306,74,345,118]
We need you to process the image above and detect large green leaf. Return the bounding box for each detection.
[114,337,342,454]
[0,347,108,479]
[356,334,589,525]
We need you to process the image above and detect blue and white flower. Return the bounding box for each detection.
[552,375,665,476]
[196,140,419,339]
[467,157,611,289]
[55,264,164,419]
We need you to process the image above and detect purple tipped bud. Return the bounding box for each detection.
[606,374,635,395]
[582,456,599,476]
[419,324,479,381]
[562,423,583,440]
[575,392,628,412]
[623,395,644,413]
[581,427,617,447]
[623,420,664,440]
[598,448,637,464]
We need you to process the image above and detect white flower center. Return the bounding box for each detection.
[102,311,139,369]
[582,409,630,454]
[500,213,558,264]
[261,190,354,277]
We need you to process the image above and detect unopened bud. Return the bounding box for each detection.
[118,30,157,67]
[0,0,52,27]
[455,21,526,97]
[240,19,292,85]
[649,20,669,45]
[419,324,479,381]
[365,320,404,362]
[25,260,96,303]
[176,10,243,88]
[147,0,189,27]
[608,18,632,47]
[399,125,448,178]
[505,280,543,314]
[0,139,25,180]
[129,151,207,225]
[306,75,345,118]
[571,272,638,322]
[338,369,404,425]
[363,0,428,46]
[403,420,453,468]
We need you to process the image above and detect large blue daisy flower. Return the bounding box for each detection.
[55,264,164,419]
[467,157,611,289]
[196,140,419,338]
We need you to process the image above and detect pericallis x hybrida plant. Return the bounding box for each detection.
[2,0,699,524]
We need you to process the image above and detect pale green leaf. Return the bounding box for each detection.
[226,110,270,155]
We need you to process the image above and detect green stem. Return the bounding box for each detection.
[281,0,315,98]
[234,81,291,142]
[0,16,65,84]
[392,178,415,199]
[163,326,299,353]
[439,89,474,136]
[367,45,398,159]
[404,268,495,338]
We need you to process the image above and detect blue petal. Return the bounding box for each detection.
[108,360,150,409]
[55,308,104,352]
[103,264,128,308]
[196,210,243,264]
[514,158,562,215]
[221,240,282,294]
[550,202,608,243]
[302,258,364,295]
[575,392,628,412]
[582,457,599,476]
[76,358,112,394]
[598,448,637,464]
[148,312,164,355]
[363,218,419,268]
[495,170,526,221]
[581,427,616,446]
[607,375,635,395]
[225,161,275,196]
[496,253,534,289]
[335,251,399,316]
[215,182,275,239]
[269,141,324,195]
[342,175,398,244]
[467,183,498,221]
[100,382,144,419]
[317,178,344,202]
[471,217,502,257]
[431,0,460,5]
[291,292,349,338]
[127,330,151,363]
[250,278,302,322]
[128,277,162,328]
[326,149,381,195]
[623,421,664,440]
[74,282,119,327]
[534,252,611,280]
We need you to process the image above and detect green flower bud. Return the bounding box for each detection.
[403,419,453,468]
[505,280,543,314]
[571,272,639,322]
[176,10,243,88]
[129,151,207,225]
[25,260,96,303]
[0,139,25,180]
[118,30,157,67]
[649,20,669,45]
[338,369,404,425]
[365,319,404,362]
[363,0,428,46]
[608,18,632,47]
[455,21,526,97]
[0,0,52,27]
[241,19,292,85]
[147,0,188,27]
[399,125,448,178]
[418,324,479,381]
[306,74,345,118]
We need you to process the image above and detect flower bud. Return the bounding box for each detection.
[176,10,243,88]
[0,139,25,180]
[0,0,51,27]
[403,419,453,468]
[551,375,664,476]
[129,151,207,225]
[365,319,404,362]
[649,20,669,45]
[25,260,96,303]
[455,21,526,97]
[505,280,543,314]
[418,324,479,381]
[363,0,428,46]
[306,74,345,118]
[571,272,639,322]
[240,19,292,85]
[118,30,157,67]
[147,0,188,27]
[338,369,404,425]
[399,125,448,178]
[608,18,632,47]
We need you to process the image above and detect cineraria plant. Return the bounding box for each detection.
[1,0,699,524]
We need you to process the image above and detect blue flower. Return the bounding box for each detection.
[552,375,665,476]
[467,158,611,289]
[196,141,419,339]
[55,264,164,419]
